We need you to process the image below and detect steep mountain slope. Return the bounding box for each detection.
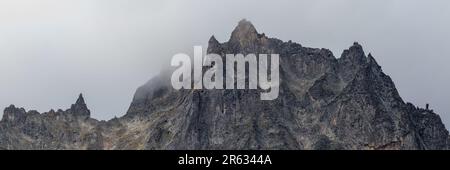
[1,20,448,150]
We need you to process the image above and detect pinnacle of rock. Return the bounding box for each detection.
[69,93,90,117]
[229,19,259,43]
[76,93,85,105]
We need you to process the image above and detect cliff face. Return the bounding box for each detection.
[0,20,449,150]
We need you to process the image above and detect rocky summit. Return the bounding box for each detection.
[1,20,449,150]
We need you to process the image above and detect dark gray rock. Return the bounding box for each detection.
[68,93,90,118]
[0,97,101,150]
[0,20,448,150]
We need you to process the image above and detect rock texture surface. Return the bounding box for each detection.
[1,20,449,150]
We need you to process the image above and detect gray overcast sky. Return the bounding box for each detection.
[1,0,449,128]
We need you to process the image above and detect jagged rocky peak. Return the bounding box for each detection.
[4,104,22,114]
[340,42,367,64]
[207,35,222,54]
[1,93,92,122]
[1,20,449,150]
[230,19,258,41]
[76,93,85,105]
[69,93,90,117]
[209,35,219,44]
[228,19,269,51]
[1,105,27,122]
[336,42,372,83]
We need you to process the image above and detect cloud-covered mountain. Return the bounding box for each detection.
[1,20,448,150]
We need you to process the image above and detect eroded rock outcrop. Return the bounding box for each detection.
[0,20,448,150]
[0,94,102,149]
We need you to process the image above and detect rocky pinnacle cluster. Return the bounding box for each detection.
[0,20,448,150]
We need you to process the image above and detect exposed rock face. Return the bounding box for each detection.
[0,94,102,149]
[69,94,90,118]
[0,20,449,150]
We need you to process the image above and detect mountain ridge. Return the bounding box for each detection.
[0,20,448,150]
